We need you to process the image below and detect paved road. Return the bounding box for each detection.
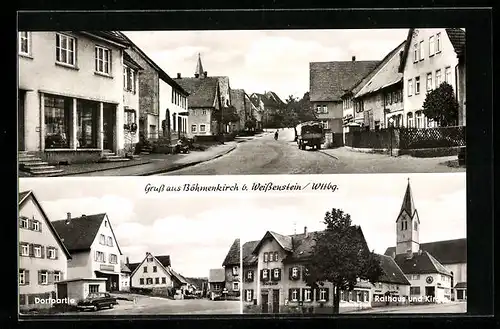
[64,296,240,315]
[162,129,342,175]
[352,302,466,314]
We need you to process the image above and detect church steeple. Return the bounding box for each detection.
[400,178,416,217]
[395,178,420,255]
[195,53,205,78]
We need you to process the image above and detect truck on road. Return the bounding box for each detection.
[296,121,325,150]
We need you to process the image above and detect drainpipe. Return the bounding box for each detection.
[454,62,460,126]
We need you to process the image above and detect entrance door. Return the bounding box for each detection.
[272,289,280,313]
[457,290,464,300]
[18,90,25,151]
[425,286,436,299]
[103,105,116,151]
[261,292,269,313]
[57,283,68,299]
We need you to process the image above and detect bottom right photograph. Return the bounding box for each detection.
[236,173,466,314]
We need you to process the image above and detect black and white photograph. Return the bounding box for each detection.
[239,173,466,314]
[17,177,243,315]
[18,28,466,177]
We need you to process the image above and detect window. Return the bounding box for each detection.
[291,289,298,301]
[95,46,111,75]
[140,278,144,285]
[143,267,148,273]
[429,36,435,56]
[319,289,327,301]
[273,269,280,279]
[435,69,442,87]
[34,246,42,258]
[419,40,424,60]
[109,254,118,264]
[412,274,420,280]
[247,270,253,280]
[95,251,105,262]
[232,282,239,291]
[213,284,221,290]
[232,266,239,276]
[413,43,418,63]
[263,252,268,262]
[44,95,71,149]
[445,67,452,84]
[408,79,413,96]
[436,33,441,52]
[99,234,105,245]
[426,73,433,91]
[19,269,27,285]
[77,100,99,149]
[20,217,28,229]
[146,278,153,285]
[415,111,424,128]
[410,287,421,295]
[32,221,40,231]
[153,266,157,273]
[304,289,312,301]
[292,267,298,278]
[39,271,48,285]
[54,271,61,282]
[89,284,99,293]
[191,125,197,133]
[19,32,30,55]
[56,33,76,66]
[107,236,113,247]
[104,221,107,227]
[162,277,166,284]
[321,120,329,130]
[415,76,420,94]
[246,289,253,302]
[262,269,268,279]
[48,248,56,259]
[20,243,29,256]
[414,221,418,230]
[269,252,274,262]
[199,124,206,132]
[274,252,278,262]
[147,257,153,262]
[155,277,160,284]
[202,109,207,115]
[407,112,414,128]
[123,66,136,93]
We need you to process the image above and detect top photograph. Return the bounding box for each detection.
[17,28,466,177]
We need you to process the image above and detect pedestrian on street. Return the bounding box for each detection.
[274,130,279,140]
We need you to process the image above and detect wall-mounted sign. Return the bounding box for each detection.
[262,281,278,286]
[426,276,434,284]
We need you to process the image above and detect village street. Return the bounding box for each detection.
[62,294,241,315]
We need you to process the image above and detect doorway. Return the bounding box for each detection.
[18,90,26,151]
[103,104,116,151]
[261,292,269,313]
[57,283,68,299]
[272,289,280,313]
[425,286,436,299]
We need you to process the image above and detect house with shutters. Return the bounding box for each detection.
[120,261,132,292]
[222,238,241,297]
[242,227,375,313]
[399,28,466,128]
[18,191,72,311]
[208,268,226,300]
[249,92,286,128]
[383,179,463,302]
[51,212,123,293]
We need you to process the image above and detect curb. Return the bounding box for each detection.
[49,160,154,177]
[140,144,237,176]
[318,150,339,160]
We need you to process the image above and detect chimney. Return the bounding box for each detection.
[304,226,308,237]
[203,71,207,77]
[126,257,130,265]
[177,73,181,79]
[352,56,356,61]
[65,212,71,224]
[81,214,86,217]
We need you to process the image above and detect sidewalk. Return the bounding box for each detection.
[65,141,238,176]
[319,147,466,173]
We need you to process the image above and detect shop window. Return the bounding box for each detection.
[44,95,71,149]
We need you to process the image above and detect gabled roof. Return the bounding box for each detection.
[251,92,285,108]
[170,268,188,284]
[309,60,379,102]
[208,268,225,283]
[185,277,207,290]
[117,32,189,96]
[127,262,140,273]
[78,32,130,49]
[384,238,467,265]
[376,254,411,285]
[19,191,72,260]
[121,262,131,273]
[252,231,293,255]
[222,238,240,267]
[393,251,451,276]
[175,77,220,108]
[52,213,122,254]
[454,282,467,289]
[123,51,144,71]
[355,41,405,98]
[156,255,171,268]
[130,252,172,278]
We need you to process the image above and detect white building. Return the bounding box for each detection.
[18,191,72,311]
[51,213,123,292]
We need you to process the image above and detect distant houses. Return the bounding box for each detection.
[208,268,226,300]
[249,92,286,128]
[222,239,241,296]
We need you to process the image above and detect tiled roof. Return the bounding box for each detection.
[185,277,208,290]
[19,191,72,260]
[229,90,246,116]
[127,262,140,273]
[81,31,130,47]
[309,60,379,102]
[52,213,107,252]
[208,268,225,283]
[355,41,405,97]
[170,268,188,284]
[454,282,467,289]
[376,254,411,285]
[384,238,467,265]
[174,77,219,108]
[123,51,144,71]
[156,255,171,268]
[393,251,451,275]
[251,92,285,108]
[222,238,240,267]
[445,28,466,58]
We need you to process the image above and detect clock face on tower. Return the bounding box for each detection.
[426,276,433,284]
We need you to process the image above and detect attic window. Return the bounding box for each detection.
[104,221,107,227]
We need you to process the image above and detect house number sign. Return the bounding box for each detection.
[426,276,433,284]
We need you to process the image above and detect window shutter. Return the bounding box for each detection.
[288,289,293,301]
[55,248,59,260]
[48,271,54,284]
[41,246,45,258]
[264,269,270,282]
[311,289,315,302]
[38,221,42,232]
[300,288,304,301]
[29,244,34,257]
[250,289,254,301]
[324,288,330,302]
[297,267,301,280]
[28,218,34,230]
[302,267,307,282]
[38,271,42,284]
[289,267,293,280]
[277,268,281,281]
[19,244,23,256]
[25,270,30,285]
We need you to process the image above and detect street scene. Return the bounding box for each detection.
[18,28,466,177]
[238,174,466,314]
[18,179,241,315]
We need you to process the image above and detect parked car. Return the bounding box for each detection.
[77,292,118,311]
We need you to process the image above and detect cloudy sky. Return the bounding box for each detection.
[123,29,409,100]
[19,173,465,277]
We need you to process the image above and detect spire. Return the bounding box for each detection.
[400,178,416,217]
[195,53,204,78]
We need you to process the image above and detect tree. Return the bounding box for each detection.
[304,208,384,314]
[422,82,459,127]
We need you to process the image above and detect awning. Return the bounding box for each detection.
[95,270,119,276]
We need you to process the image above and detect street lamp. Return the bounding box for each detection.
[388,117,395,157]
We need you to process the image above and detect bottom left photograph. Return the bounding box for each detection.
[17,178,242,316]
